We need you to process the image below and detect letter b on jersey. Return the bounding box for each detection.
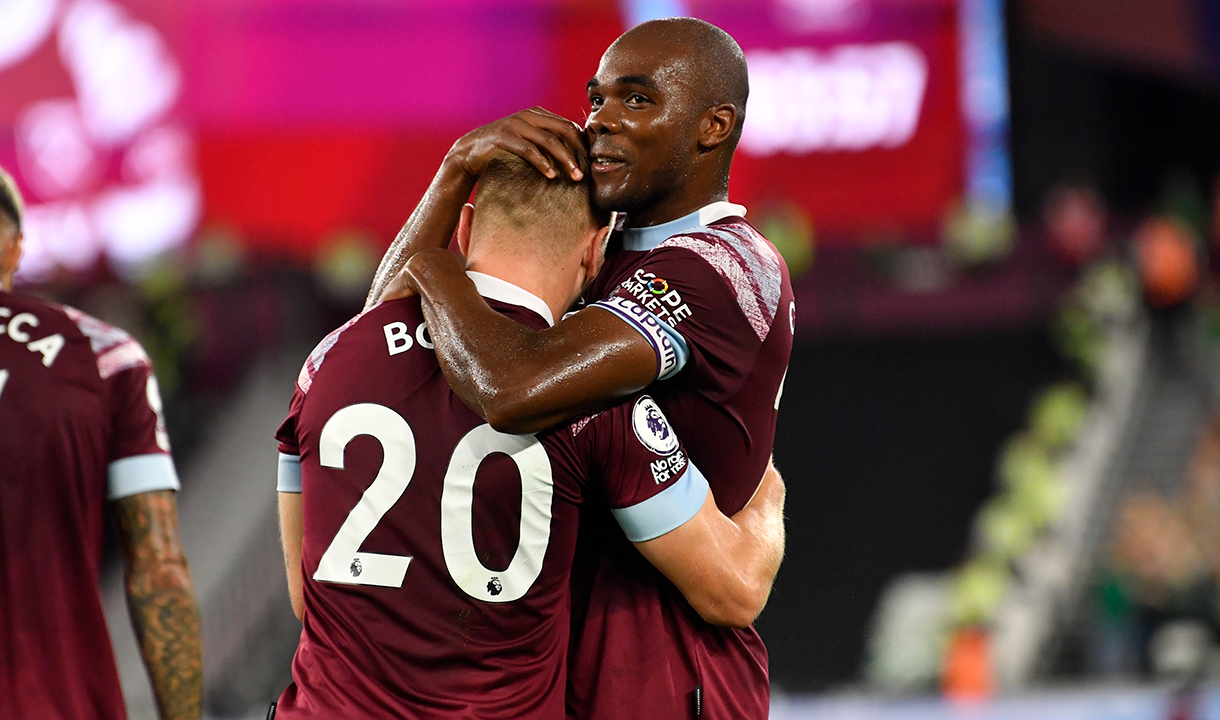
[384,322,413,356]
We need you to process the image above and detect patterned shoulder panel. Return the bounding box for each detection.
[61,305,151,380]
[658,220,782,342]
[297,311,367,395]
[568,411,603,437]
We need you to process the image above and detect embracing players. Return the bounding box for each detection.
[370,18,792,720]
[0,168,202,720]
[274,152,783,718]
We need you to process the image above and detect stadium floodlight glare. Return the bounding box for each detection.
[0,0,58,71]
[8,0,201,284]
[15,99,102,199]
[92,176,201,268]
[18,201,100,277]
[58,0,181,146]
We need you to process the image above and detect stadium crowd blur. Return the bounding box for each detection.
[5,0,1220,715]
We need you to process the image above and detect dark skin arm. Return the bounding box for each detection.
[367,107,588,307]
[370,106,658,432]
[404,247,657,433]
[113,490,203,720]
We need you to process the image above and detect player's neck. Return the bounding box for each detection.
[628,172,730,227]
[465,255,578,325]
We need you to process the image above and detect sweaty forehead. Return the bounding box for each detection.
[591,34,698,92]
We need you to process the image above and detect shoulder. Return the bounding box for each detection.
[658,219,783,293]
[295,298,426,395]
[296,311,367,395]
[59,304,152,379]
[565,395,677,454]
[565,410,603,440]
[653,220,785,341]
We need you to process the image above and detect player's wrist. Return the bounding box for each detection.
[445,128,504,182]
[405,247,464,295]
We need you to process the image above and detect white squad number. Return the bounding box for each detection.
[313,403,554,603]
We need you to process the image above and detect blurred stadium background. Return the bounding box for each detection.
[4,0,1220,717]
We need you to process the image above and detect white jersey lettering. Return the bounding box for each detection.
[0,307,64,368]
[7,313,37,343]
[415,322,434,350]
[27,333,64,367]
[383,321,414,356]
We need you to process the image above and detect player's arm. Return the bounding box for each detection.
[402,247,658,433]
[633,461,786,629]
[113,490,203,720]
[276,451,305,620]
[367,107,587,307]
[279,492,304,621]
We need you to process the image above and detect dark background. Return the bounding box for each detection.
[758,0,1220,686]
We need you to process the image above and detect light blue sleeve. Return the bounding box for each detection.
[277,452,303,493]
[611,462,710,542]
[591,296,690,380]
[107,454,181,501]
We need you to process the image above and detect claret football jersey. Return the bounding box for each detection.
[0,290,180,720]
[274,272,709,720]
[573,202,795,720]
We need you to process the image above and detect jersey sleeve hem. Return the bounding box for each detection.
[277,452,303,493]
[107,454,181,500]
[611,462,710,542]
[590,297,689,380]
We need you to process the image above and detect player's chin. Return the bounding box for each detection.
[591,180,631,213]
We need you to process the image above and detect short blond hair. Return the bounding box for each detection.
[0,166,22,231]
[471,152,602,259]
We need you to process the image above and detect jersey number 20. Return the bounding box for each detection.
[314,403,554,604]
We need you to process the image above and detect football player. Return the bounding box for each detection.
[275,153,783,719]
[0,167,202,720]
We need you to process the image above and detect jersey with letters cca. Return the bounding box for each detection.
[274,273,709,720]
[0,290,180,720]
[570,202,795,720]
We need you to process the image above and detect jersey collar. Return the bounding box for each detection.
[620,201,747,252]
[467,271,555,327]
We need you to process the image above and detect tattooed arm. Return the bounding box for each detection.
[113,490,203,720]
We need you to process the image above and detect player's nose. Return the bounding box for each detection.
[586,106,621,135]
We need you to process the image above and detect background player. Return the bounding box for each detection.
[274,153,784,719]
[367,18,790,719]
[0,167,203,720]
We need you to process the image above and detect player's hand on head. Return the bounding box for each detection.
[449,107,585,182]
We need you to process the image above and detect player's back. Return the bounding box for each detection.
[0,290,168,720]
[276,296,584,720]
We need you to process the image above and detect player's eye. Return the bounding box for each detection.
[589,95,604,108]
[626,93,649,106]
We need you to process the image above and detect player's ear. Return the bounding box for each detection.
[0,230,21,290]
[584,224,611,277]
[697,103,736,150]
[456,203,475,257]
